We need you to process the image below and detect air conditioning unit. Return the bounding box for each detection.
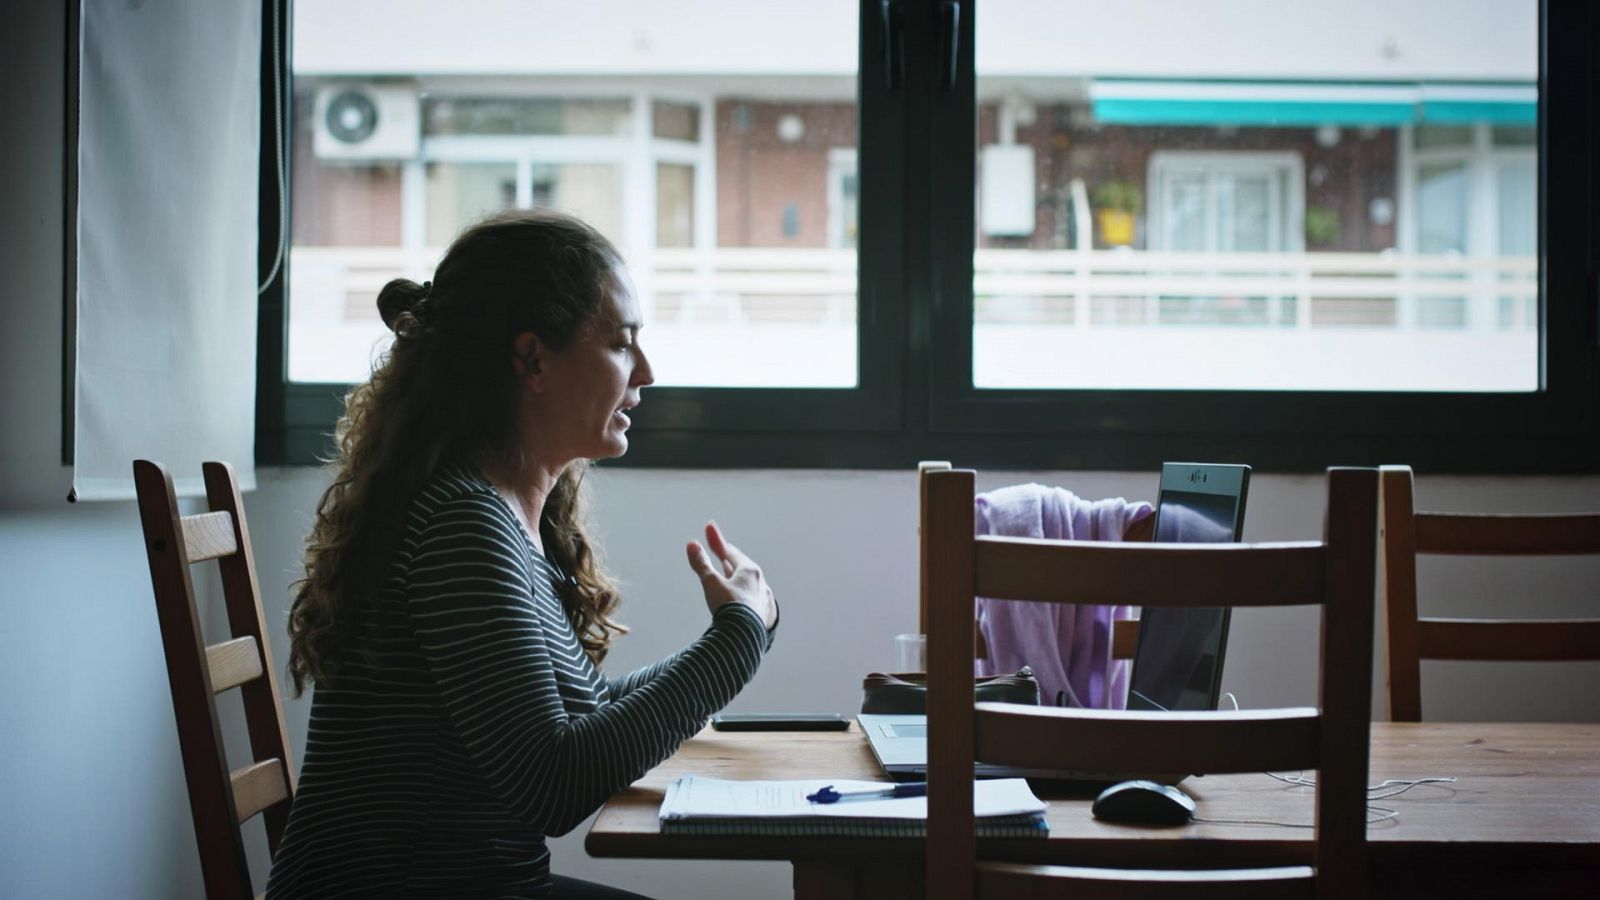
[312,83,420,161]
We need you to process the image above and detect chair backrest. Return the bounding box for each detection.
[134,460,296,900]
[923,467,1377,900]
[1377,465,1600,722]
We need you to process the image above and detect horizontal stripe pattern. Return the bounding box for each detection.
[267,466,770,898]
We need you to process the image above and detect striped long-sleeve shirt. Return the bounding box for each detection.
[266,466,772,898]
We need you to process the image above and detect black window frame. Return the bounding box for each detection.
[258,0,1600,473]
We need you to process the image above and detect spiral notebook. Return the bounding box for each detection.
[658,775,1049,837]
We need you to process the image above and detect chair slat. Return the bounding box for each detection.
[1379,465,1425,722]
[1112,618,1140,660]
[1415,512,1600,556]
[181,511,238,563]
[924,467,978,899]
[230,759,290,825]
[974,538,1325,608]
[973,704,1321,776]
[975,862,1315,900]
[203,460,299,855]
[919,460,953,635]
[1418,618,1600,661]
[1314,468,1379,900]
[206,637,264,694]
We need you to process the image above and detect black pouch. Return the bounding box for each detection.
[859,666,1039,714]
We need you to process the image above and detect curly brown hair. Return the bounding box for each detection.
[285,209,629,695]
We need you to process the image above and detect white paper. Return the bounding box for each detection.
[660,775,1046,821]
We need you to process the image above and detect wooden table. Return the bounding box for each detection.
[586,721,1600,898]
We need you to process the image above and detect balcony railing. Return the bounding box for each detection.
[291,245,1537,332]
[286,245,1538,389]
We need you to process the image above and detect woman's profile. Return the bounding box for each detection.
[266,209,777,899]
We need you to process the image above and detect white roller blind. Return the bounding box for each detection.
[73,0,261,500]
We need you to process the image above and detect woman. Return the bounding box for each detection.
[267,210,778,899]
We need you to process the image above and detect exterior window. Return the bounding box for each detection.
[425,97,632,137]
[424,162,516,246]
[1148,153,1303,253]
[827,149,858,250]
[968,4,1537,393]
[286,6,859,390]
[263,1,1596,473]
[656,163,695,249]
[1402,123,1537,343]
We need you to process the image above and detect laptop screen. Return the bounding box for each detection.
[1125,466,1248,713]
[1152,490,1239,543]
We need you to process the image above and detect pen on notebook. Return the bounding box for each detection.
[806,782,928,804]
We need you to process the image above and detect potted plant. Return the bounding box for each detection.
[1092,180,1142,247]
[1304,204,1342,249]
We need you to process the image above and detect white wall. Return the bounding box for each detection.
[2,1,1596,897]
[297,0,1537,81]
[0,2,209,898]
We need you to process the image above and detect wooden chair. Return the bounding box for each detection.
[924,467,1377,900]
[134,460,296,900]
[1378,465,1600,721]
[916,461,1151,663]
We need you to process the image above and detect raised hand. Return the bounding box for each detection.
[685,521,777,629]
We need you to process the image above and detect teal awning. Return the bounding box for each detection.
[1419,85,1538,125]
[1090,81,1536,128]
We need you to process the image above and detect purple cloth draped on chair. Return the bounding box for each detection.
[973,484,1153,709]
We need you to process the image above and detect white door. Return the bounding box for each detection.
[1149,153,1302,253]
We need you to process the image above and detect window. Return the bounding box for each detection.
[1404,122,1539,336]
[1148,153,1304,254]
[826,149,859,250]
[259,1,1600,473]
[283,9,865,392]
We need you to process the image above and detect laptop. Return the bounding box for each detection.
[1125,462,1249,713]
[860,462,1251,784]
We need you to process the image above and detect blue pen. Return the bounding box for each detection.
[806,782,928,804]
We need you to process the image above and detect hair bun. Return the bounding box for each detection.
[376,279,432,331]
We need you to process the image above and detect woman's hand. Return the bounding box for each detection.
[686,521,778,630]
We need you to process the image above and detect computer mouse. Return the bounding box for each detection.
[1091,779,1196,826]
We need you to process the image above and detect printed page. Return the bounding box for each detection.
[661,775,1045,821]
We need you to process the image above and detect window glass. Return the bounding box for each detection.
[1496,162,1536,255]
[532,163,625,242]
[288,2,858,387]
[652,101,700,142]
[425,97,632,137]
[1415,124,1474,150]
[971,1,1537,392]
[827,150,858,249]
[1496,158,1537,328]
[1416,161,1469,254]
[656,163,695,248]
[1491,124,1537,147]
[425,162,517,246]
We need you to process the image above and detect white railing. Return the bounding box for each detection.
[289,246,1538,332]
[972,249,1536,331]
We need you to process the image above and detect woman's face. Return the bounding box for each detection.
[528,270,655,463]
